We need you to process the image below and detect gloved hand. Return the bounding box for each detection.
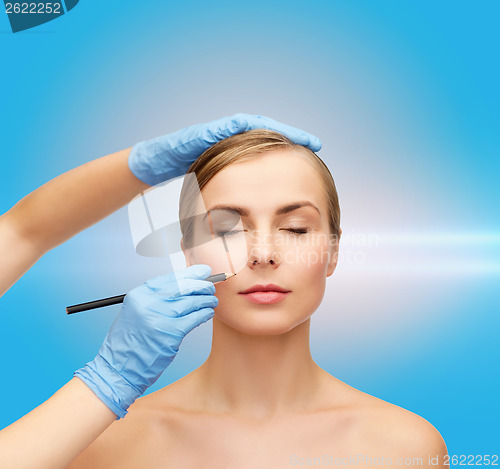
[128,113,322,185]
[74,264,217,419]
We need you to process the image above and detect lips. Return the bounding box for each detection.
[239,284,291,305]
[239,284,291,294]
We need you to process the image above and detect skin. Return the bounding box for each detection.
[67,150,448,468]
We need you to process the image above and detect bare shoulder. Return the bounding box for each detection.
[353,390,448,465]
[319,372,447,466]
[66,399,165,469]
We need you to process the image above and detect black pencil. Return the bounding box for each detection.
[66,272,236,315]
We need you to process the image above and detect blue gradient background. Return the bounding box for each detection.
[1,0,499,456]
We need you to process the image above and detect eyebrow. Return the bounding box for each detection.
[203,201,321,220]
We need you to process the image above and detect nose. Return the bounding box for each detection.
[247,230,281,268]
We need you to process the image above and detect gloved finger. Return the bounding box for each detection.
[166,278,216,299]
[214,113,322,152]
[162,294,219,317]
[176,307,215,333]
[148,277,215,299]
[145,264,212,291]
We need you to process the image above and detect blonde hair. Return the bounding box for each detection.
[179,129,341,247]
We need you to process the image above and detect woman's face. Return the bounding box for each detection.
[183,149,340,336]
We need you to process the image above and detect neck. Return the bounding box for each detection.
[195,316,325,421]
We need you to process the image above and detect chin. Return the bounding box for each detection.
[213,309,311,336]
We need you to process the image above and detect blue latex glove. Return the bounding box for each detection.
[128,113,322,185]
[74,264,217,419]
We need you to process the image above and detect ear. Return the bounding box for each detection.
[180,238,196,268]
[326,228,342,277]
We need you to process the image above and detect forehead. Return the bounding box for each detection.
[199,149,325,214]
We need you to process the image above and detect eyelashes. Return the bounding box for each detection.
[283,228,310,235]
[215,228,311,237]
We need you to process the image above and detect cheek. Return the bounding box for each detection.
[279,235,331,273]
[187,231,249,274]
[186,239,239,273]
[283,237,330,310]
[213,283,235,309]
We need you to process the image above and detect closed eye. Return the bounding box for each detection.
[215,228,311,236]
[282,228,310,235]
